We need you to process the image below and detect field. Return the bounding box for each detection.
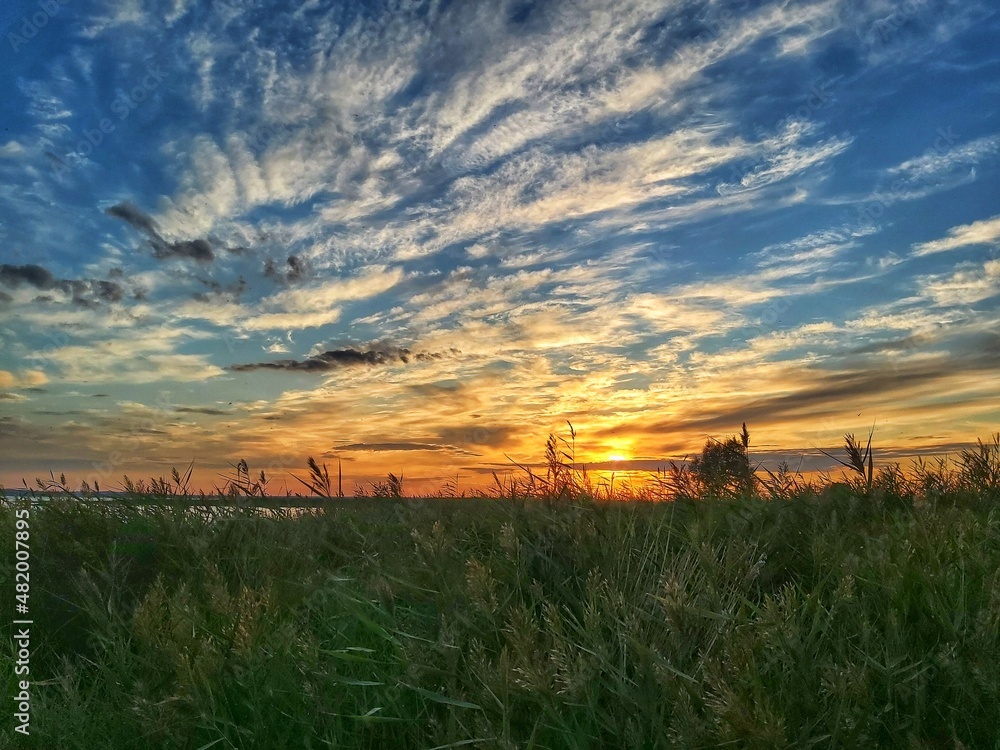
[3,434,1000,749]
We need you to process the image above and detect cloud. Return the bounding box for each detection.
[0,264,56,289]
[436,424,518,448]
[0,141,26,159]
[137,0,856,268]
[229,346,459,373]
[264,255,310,284]
[912,214,1000,256]
[93,280,125,302]
[105,200,161,236]
[330,442,479,456]
[177,265,408,333]
[193,276,247,303]
[264,338,290,354]
[887,134,999,199]
[606,344,1000,443]
[159,238,214,262]
[627,293,737,332]
[896,133,999,177]
[175,405,231,415]
[0,370,48,389]
[716,122,853,196]
[0,264,126,307]
[748,225,878,278]
[36,331,226,384]
[847,333,933,355]
[105,201,215,262]
[919,258,1000,307]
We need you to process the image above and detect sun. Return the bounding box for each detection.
[604,440,633,464]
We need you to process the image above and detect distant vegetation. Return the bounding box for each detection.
[2,428,1000,748]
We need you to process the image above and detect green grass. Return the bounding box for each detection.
[3,433,1000,748]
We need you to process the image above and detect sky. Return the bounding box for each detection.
[1,0,999,494]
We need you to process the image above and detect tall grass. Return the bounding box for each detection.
[2,429,1000,748]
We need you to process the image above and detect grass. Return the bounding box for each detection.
[2,429,1000,748]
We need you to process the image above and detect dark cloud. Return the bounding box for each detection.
[93,280,124,302]
[193,276,247,302]
[175,406,231,415]
[105,201,214,262]
[0,291,12,304]
[0,264,55,289]
[328,442,480,456]
[0,264,127,307]
[44,151,66,168]
[460,465,531,476]
[157,238,213,262]
[847,333,932,355]
[436,424,518,447]
[229,346,458,373]
[105,200,160,236]
[404,349,458,364]
[264,254,310,284]
[65,280,87,296]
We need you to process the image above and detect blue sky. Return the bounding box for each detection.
[1,0,999,491]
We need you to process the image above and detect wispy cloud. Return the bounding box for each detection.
[912,214,1000,256]
[918,259,1000,307]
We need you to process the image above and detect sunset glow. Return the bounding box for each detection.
[1,1,998,494]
